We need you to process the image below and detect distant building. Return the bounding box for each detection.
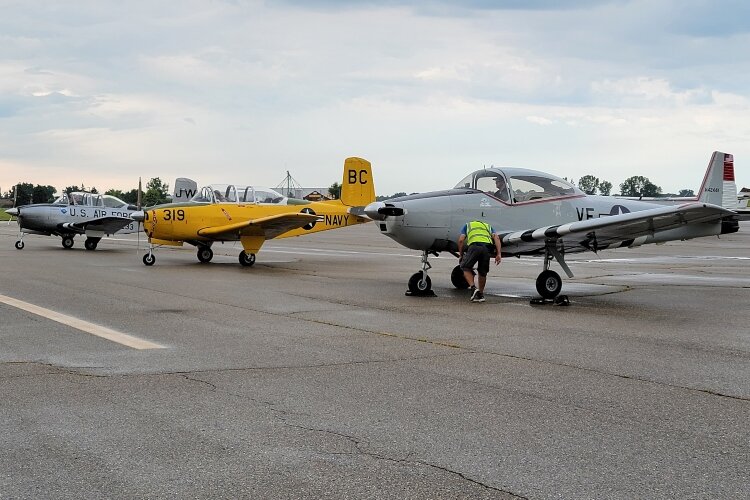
[280,187,333,201]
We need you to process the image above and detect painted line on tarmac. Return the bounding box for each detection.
[0,294,164,350]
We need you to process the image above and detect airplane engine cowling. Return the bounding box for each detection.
[364,202,405,220]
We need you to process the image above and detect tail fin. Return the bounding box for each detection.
[698,151,737,208]
[173,178,198,202]
[340,157,375,206]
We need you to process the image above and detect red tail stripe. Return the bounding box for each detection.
[723,154,735,181]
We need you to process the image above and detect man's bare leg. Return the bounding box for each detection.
[478,274,487,292]
[464,270,475,287]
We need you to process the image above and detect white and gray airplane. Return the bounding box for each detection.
[6,191,140,250]
[364,151,739,300]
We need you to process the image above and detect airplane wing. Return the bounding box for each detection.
[62,216,134,234]
[197,213,320,240]
[500,203,733,255]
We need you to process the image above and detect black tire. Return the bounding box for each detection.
[84,238,99,251]
[536,270,562,299]
[61,236,74,249]
[451,265,470,289]
[143,253,155,266]
[15,240,24,250]
[239,251,256,267]
[197,246,213,263]
[408,272,432,294]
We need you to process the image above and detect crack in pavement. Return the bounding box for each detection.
[281,421,526,499]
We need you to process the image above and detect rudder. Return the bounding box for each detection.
[173,178,198,202]
[698,151,737,208]
[340,157,375,206]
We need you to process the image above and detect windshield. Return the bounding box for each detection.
[103,195,128,208]
[52,194,69,205]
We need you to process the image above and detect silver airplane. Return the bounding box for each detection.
[364,151,739,300]
[6,191,139,250]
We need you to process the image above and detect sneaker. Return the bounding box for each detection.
[472,291,485,303]
[469,286,478,301]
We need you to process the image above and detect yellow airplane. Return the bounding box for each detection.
[131,157,375,267]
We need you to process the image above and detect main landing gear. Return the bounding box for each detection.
[197,245,214,263]
[529,243,573,305]
[406,250,436,296]
[61,235,74,249]
[239,251,256,267]
[84,237,101,251]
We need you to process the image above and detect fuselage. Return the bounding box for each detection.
[368,167,727,255]
[142,199,366,243]
[12,192,138,236]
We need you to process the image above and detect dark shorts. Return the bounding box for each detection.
[462,243,491,276]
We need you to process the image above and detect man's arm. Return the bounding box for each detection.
[493,233,502,264]
[458,234,466,260]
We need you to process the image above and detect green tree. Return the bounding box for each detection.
[143,177,169,206]
[120,189,141,205]
[679,189,695,197]
[32,185,56,203]
[376,192,407,201]
[105,189,125,200]
[328,182,341,200]
[598,181,613,196]
[13,183,34,206]
[577,175,599,195]
[64,184,84,195]
[619,176,662,197]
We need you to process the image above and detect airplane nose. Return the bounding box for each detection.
[5,207,18,216]
[364,202,386,220]
[364,201,405,220]
[131,210,145,222]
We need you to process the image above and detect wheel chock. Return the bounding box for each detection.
[530,295,571,306]
[554,295,570,306]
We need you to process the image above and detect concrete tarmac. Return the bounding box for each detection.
[1,221,748,499]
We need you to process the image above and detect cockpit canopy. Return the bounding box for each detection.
[454,167,581,203]
[190,184,287,204]
[52,192,130,208]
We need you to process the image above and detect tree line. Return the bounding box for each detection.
[575,175,694,197]
[3,178,171,207]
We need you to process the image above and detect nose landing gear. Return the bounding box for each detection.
[406,250,437,296]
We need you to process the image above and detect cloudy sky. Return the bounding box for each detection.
[1,0,749,196]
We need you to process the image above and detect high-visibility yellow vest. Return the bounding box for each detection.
[466,221,492,245]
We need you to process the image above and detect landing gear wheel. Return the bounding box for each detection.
[408,272,432,295]
[197,246,213,263]
[84,237,99,251]
[536,270,562,299]
[451,265,470,289]
[61,236,74,249]
[239,251,256,267]
[15,240,24,250]
[143,253,155,266]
